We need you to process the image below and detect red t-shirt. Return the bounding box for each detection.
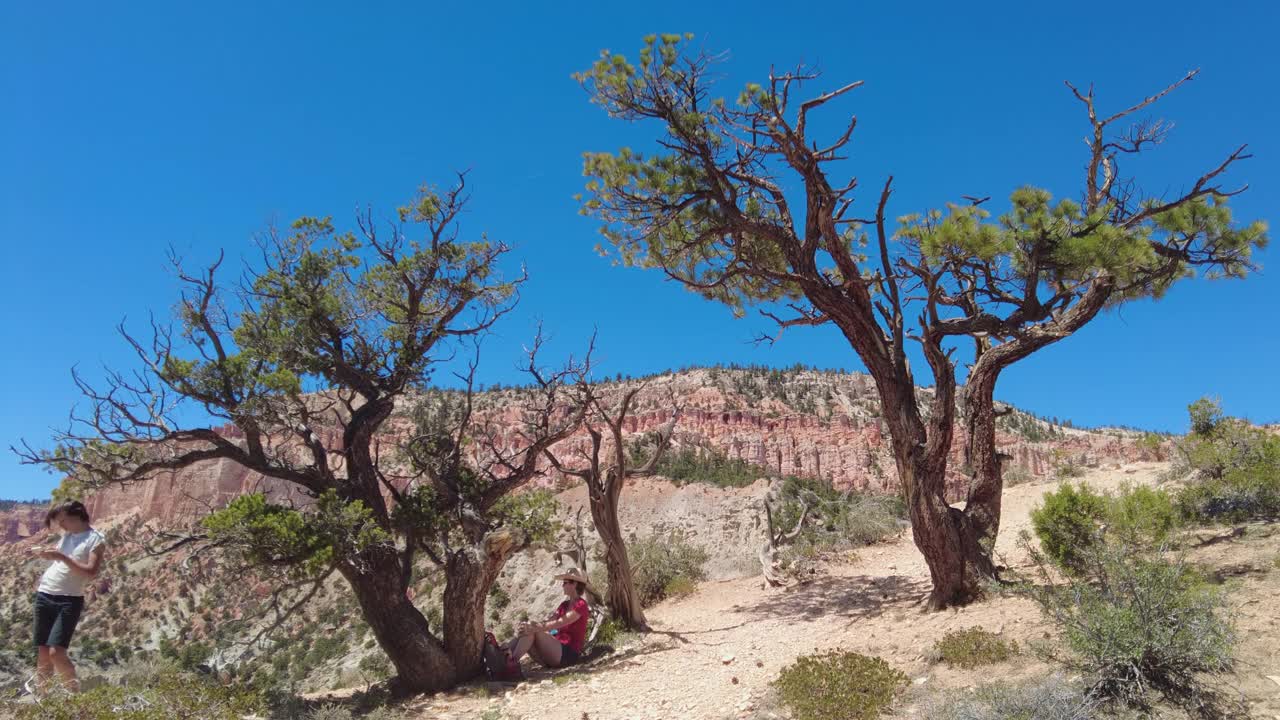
[555,598,589,652]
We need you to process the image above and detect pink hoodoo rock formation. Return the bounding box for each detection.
[16,369,1153,531]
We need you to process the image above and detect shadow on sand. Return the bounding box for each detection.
[730,573,931,624]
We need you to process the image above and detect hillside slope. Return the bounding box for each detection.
[0,366,1155,695]
[415,461,1280,720]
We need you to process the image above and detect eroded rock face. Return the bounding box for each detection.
[0,505,47,544]
[26,368,1151,531]
[81,456,311,527]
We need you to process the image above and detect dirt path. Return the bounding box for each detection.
[414,462,1171,720]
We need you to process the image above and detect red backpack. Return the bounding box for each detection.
[481,632,523,681]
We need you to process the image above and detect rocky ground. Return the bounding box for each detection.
[0,367,1170,714]
[384,461,1280,720]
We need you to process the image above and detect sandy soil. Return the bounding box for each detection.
[327,460,1280,720]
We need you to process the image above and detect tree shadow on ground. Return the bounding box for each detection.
[474,638,678,691]
[475,619,755,689]
[730,574,931,624]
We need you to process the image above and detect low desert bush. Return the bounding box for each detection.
[106,655,180,688]
[774,475,906,549]
[16,670,262,720]
[305,704,355,720]
[1178,469,1280,523]
[661,574,698,599]
[1002,464,1035,487]
[920,675,1097,720]
[773,651,906,720]
[1030,482,1111,574]
[1022,537,1236,714]
[1031,482,1179,574]
[930,627,1018,669]
[589,616,624,647]
[1172,397,1280,523]
[627,530,709,607]
[1108,484,1179,546]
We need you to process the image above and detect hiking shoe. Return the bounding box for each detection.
[500,651,524,681]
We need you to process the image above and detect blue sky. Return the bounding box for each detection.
[2,1,1277,499]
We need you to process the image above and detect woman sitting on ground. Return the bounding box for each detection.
[506,568,591,669]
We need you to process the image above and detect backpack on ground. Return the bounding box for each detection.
[481,631,522,681]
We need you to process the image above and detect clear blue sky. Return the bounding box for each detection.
[3,1,1277,499]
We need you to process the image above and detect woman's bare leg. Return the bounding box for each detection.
[34,646,53,695]
[508,633,536,662]
[509,631,564,667]
[48,647,78,692]
[530,633,564,667]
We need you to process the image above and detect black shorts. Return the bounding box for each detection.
[33,592,85,648]
[558,643,581,666]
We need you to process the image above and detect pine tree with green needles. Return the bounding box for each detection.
[576,34,1266,608]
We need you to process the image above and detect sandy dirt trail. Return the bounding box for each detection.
[417,462,1178,720]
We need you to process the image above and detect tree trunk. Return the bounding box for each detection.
[897,448,982,609]
[877,377,986,610]
[956,366,1004,580]
[339,549,456,694]
[338,527,520,694]
[590,481,647,629]
[441,529,518,679]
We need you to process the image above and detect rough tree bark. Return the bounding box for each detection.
[545,384,676,630]
[580,41,1257,609]
[439,529,521,681]
[759,482,807,587]
[340,547,453,691]
[18,180,595,693]
[590,475,646,628]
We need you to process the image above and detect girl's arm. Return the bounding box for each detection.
[55,544,107,578]
[534,609,581,633]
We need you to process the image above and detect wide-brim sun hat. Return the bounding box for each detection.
[553,567,592,593]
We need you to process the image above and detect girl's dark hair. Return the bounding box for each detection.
[46,501,90,528]
[574,581,587,595]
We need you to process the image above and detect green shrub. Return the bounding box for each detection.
[1032,482,1179,574]
[1023,539,1235,713]
[773,651,906,720]
[627,530,709,607]
[776,475,906,550]
[175,641,212,672]
[1178,468,1280,523]
[1173,397,1280,523]
[637,445,762,488]
[931,627,1018,669]
[662,575,698,599]
[921,675,1096,720]
[1108,484,1179,546]
[357,653,392,680]
[590,617,623,647]
[305,704,354,720]
[1002,464,1034,487]
[16,670,262,720]
[1030,483,1110,574]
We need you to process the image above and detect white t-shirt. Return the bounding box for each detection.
[37,529,106,597]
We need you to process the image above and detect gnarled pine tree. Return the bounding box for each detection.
[544,382,678,629]
[18,178,589,692]
[576,35,1266,608]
